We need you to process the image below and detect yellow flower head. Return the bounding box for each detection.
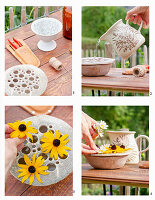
[8,120,38,142]
[40,130,71,160]
[17,153,49,185]
[98,144,131,154]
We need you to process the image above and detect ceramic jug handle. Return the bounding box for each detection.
[126,19,143,33]
[136,135,149,153]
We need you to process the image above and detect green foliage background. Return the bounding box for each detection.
[82,6,149,49]
[82,106,149,137]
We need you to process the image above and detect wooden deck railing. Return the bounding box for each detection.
[7,6,62,31]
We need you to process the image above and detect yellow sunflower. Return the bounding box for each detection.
[8,120,38,141]
[17,153,49,185]
[40,130,71,160]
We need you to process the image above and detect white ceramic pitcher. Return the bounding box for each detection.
[99,19,145,60]
[106,129,149,164]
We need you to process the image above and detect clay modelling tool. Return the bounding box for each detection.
[7,38,40,67]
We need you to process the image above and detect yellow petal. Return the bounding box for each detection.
[38,171,49,175]
[35,156,44,168]
[24,154,32,166]
[25,132,33,142]
[41,142,52,149]
[60,139,69,146]
[20,121,26,125]
[55,130,61,139]
[63,146,71,151]
[42,147,51,154]
[35,172,43,183]
[17,168,27,173]
[57,147,68,157]
[50,151,54,159]
[18,171,28,178]
[10,130,20,138]
[26,121,32,127]
[18,132,26,138]
[8,121,20,130]
[53,150,58,160]
[43,131,54,139]
[32,153,37,164]
[27,127,38,134]
[41,137,53,143]
[17,164,28,169]
[37,166,48,172]
[60,134,69,141]
[29,173,34,185]
[22,174,30,183]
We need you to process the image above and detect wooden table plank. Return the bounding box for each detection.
[82,163,149,188]
[82,68,149,93]
[5,106,73,196]
[5,10,72,96]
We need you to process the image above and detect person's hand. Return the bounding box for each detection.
[81,112,98,154]
[125,6,149,29]
[5,124,25,182]
[82,143,97,154]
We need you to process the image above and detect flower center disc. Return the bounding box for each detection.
[53,139,60,147]
[19,124,26,131]
[28,166,36,173]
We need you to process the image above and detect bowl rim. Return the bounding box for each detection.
[85,151,131,157]
[82,57,115,65]
[31,17,62,37]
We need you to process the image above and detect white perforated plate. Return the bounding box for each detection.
[5,65,48,96]
[10,115,73,186]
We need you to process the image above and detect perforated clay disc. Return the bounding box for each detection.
[10,115,73,186]
[5,65,48,96]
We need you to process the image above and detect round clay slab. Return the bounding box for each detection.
[5,65,48,96]
[10,115,73,186]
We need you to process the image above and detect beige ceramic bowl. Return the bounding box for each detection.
[85,152,130,169]
[82,57,115,77]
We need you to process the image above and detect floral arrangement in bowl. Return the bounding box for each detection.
[98,144,132,154]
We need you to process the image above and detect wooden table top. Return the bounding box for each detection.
[82,68,149,93]
[5,10,72,96]
[82,163,149,188]
[5,106,73,196]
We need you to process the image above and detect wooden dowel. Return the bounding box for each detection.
[21,6,26,26]
[34,6,38,19]
[144,45,148,65]
[9,7,14,30]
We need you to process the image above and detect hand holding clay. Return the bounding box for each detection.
[126,6,149,29]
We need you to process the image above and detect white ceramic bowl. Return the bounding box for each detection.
[85,152,130,169]
[82,57,115,76]
[31,17,62,51]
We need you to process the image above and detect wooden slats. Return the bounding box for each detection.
[7,6,61,31]
[9,7,14,30]
[33,7,38,19]
[21,6,26,26]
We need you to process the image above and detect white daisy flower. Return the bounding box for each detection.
[93,120,108,137]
